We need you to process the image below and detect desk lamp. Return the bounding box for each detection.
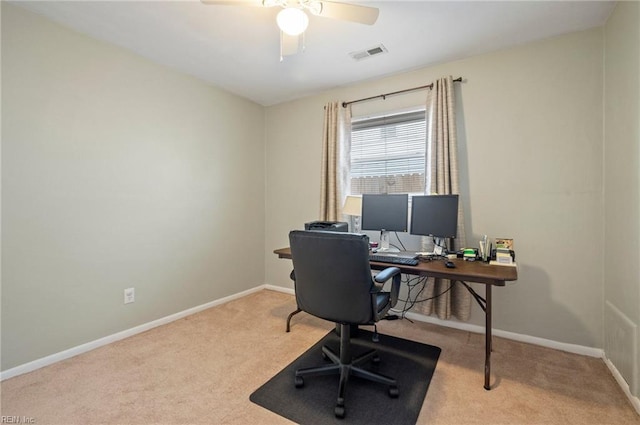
[342,195,362,233]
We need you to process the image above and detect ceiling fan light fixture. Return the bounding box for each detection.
[277,7,309,36]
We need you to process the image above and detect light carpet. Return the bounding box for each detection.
[1,290,638,424]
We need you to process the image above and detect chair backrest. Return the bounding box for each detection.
[289,230,375,324]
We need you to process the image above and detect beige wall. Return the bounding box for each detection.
[1,4,265,370]
[265,28,605,348]
[604,1,640,397]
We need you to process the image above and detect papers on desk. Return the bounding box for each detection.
[489,261,517,267]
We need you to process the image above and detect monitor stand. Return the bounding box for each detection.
[377,230,399,253]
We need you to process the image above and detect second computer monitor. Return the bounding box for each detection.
[361,194,409,232]
[410,194,459,239]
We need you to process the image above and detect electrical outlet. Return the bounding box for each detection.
[124,287,135,304]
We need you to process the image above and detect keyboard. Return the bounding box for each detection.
[369,254,419,266]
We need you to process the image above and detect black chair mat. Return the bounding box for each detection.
[250,329,441,424]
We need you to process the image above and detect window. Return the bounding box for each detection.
[350,110,426,195]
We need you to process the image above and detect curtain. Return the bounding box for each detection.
[319,102,352,221]
[418,76,471,321]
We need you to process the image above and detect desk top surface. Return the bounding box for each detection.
[273,247,518,286]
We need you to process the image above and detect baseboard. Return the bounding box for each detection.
[264,284,294,295]
[0,285,265,381]
[268,287,604,357]
[402,311,604,358]
[0,285,607,378]
[604,356,640,415]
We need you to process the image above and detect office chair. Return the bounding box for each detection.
[288,230,402,419]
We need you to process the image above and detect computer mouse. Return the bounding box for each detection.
[445,260,456,268]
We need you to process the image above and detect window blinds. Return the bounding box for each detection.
[350,110,426,195]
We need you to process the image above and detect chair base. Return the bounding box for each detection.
[294,323,398,419]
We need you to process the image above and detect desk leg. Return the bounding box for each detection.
[484,284,492,390]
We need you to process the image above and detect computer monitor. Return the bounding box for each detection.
[410,194,459,239]
[361,194,409,251]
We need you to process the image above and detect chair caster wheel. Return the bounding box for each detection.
[389,385,399,398]
[294,376,304,388]
[334,405,345,418]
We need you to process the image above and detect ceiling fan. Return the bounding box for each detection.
[201,0,379,60]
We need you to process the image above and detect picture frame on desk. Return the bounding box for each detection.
[495,238,514,250]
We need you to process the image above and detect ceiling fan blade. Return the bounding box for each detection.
[315,1,379,25]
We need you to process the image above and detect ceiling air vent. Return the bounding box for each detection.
[349,44,388,61]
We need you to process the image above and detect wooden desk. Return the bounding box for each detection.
[273,247,518,390]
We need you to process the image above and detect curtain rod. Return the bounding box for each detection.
[342,77,462,108]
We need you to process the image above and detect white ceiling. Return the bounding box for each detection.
[13,1,616,106]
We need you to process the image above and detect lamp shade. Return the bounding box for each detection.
[277,7,309,36]
[342,195,362,216]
